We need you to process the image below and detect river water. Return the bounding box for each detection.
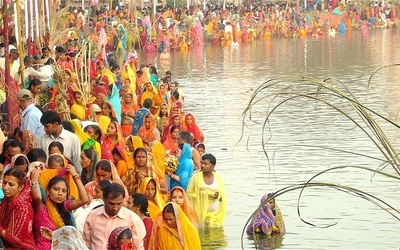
[139,29,400,249]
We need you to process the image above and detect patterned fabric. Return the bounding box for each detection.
[246,194,286,236]
[0,182,35,249]
[52,226,88,250]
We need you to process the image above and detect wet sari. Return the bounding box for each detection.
[182,113,204,143]
[246,194,285,236]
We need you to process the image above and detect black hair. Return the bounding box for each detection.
[0,139,14,164]
[202,153,216,165]
[8,139,25,153]
[13,155,29,173]
[81,148,98,185]
[28,79,42,90]
[162,203,175,216]
[143,98,152,109]
[111,147,123,159]
[47,176,73,226]
[172,91,179,100]
[169,125,180,134]
[95,160,112,172]
[117,228,133,241]
[27,148,47,163]
[98,179,112,190]
[61,120,75,133]
[84,124,102,143]
[133,147,147,158]
[103,183,125,199]
[40,110,61,125]
[48,141,64,154]
[4,168,26,186]
[131,193,149,216]
[179,131,192,144]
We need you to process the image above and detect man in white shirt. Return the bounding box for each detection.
[38,110,82,173]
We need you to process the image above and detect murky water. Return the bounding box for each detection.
[140,29,400,249]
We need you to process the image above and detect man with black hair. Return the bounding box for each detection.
[38,110,81,173]
[83,183,145,249]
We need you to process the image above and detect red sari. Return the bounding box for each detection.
[0,183,35,249]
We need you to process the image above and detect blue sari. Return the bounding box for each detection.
[107,84,121,123]
[131,108,150,135]
[170,143,193,191]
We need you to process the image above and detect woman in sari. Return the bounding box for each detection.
[140,82,157,107]
[9,153,30,174]
[246,193,285,236]
[167,143,193,191]
[182,113,204,143]
[138,113,161,146]
[163,125,181,154]
[70,120,102,158]
[80,148,99,186]
[161,114,182,143]
[170,186,198,230]
[137,177,165,222]
[157,202,201,250]
[121,92,139,136]
[31,166,89,249]
[112,145,129,178]
[152,83,168,112]
[70,90,86,120]
[107,84,122,123]
[101,121,125,161]
[125,135,143,168]
[156,102,169,133]
[84,160,126,201]
[126,193,154,250]
[0,168,35,249]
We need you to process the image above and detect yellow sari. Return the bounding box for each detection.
[70,119,102,157]
[125,136,143,168]
[137,177,165,222]
[157,202,201,250]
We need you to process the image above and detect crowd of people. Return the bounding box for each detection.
[0,40,230,248]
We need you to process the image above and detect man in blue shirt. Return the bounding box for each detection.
[17,89,44,141]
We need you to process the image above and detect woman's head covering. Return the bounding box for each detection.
[107,226,133,250]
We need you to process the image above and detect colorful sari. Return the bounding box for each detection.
[182,113,204,143]
[0,182,35,249]
[137,177,165,222]
[125,135,143,168]
[246,193,285,236]
[170,186,198,230]
[70,119,102,158]
[138,113,161,145]
[157,202,201,250]
[101,121,125,161]
[108,84,122,123]
[170,143,193,191]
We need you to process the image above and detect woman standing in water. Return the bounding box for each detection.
[246,193,285,236]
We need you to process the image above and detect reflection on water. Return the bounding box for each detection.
[199,227,227,250]
[138,29,400,249]
[247,233,284,250]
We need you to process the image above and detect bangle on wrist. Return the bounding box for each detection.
[30,182,39,187]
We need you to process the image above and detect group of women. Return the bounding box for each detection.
[0,55,211,249]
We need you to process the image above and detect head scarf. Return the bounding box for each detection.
[138,177,165,210]
[183,113,203,143]
[138,113,158,143]
[9,153,29,168]
[160,202,201,249]
[246,193,285,235]
[169,186,198,229]
[107,227,134,250]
